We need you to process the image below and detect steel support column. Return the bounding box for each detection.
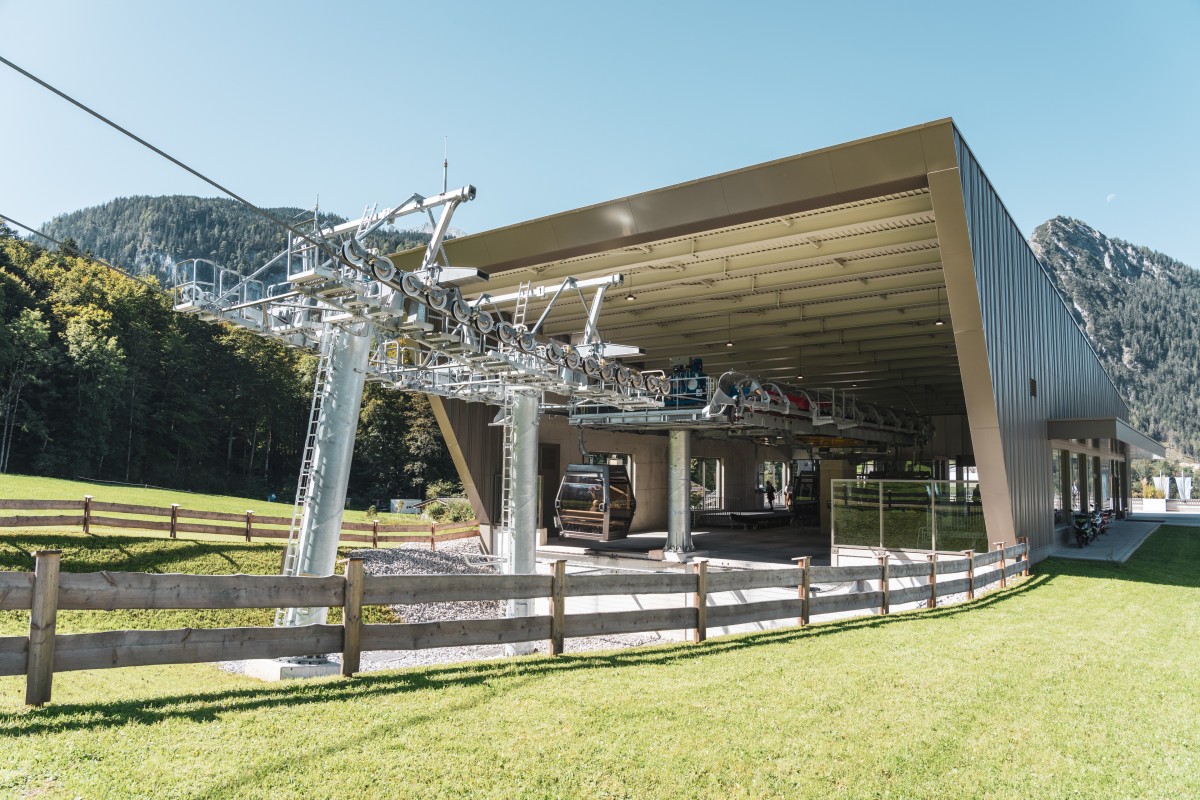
[666,429,694,552]
[285,325,370,627]
[504,389,540,655]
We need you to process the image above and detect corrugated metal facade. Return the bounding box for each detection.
[953,129,1128,553]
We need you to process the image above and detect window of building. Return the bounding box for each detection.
[1052,448,1064,524]
[689,457,722,509]
[1071,453,1082,512]
[758,461,788,509]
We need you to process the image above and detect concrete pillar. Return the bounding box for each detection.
[503,390,539,655]
[665,429,694,553]
[1118,459,1129,514]
[1059,449,1072,521]
[819,459,854,542]
[285,324,371,627]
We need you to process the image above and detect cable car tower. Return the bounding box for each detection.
[170,183,665,642]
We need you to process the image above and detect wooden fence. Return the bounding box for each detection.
[3,538,1030,706]
[0,498,480,549]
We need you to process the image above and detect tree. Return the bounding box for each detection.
[0,308,52,473]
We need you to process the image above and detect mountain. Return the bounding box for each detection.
[1,209,455,502]
[41,195,432,286]
[1031,216,1200,457]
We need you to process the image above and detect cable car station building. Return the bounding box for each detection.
[393,119,1161,565]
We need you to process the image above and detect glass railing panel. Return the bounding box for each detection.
[880,481,933,551]
[831,480,881,548]
[932,481,988,553]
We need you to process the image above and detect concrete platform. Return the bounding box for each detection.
[244,657,340,681]
[539,521,831,568]
[1047,518,1162,563]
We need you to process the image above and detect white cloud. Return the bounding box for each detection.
[1106,193,1117,203]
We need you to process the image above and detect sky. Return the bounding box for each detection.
[1,0,1198,266]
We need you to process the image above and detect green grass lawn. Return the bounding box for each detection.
[0,473,409,524]
[0,531,397,635]
[1,526,1198,798]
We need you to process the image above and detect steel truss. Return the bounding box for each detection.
[168,182,665,639]
[571,370,932,446]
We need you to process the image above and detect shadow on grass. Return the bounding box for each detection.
[2,572,1049,737]
[10,527,1189,740]
[0,533,275,574]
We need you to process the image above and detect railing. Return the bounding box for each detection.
[5,540,1029,706]
[0,498,479,549]
[831,479,988,554]
[1130,498,1200,511]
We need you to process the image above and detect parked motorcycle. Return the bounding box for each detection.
[1073,512,1097,547]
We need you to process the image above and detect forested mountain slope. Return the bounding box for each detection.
[41,195,431,285]
[1032,216,1200,457]
[0,225,453,502]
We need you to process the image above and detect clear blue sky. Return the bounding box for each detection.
[2,0,1197,265]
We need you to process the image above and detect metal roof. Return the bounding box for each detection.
[390,120,967,415]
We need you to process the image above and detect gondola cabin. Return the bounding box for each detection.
[554,464,636,540]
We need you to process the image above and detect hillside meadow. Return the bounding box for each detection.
[0,516,1197,798]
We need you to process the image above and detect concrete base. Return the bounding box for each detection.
[244,658,341,681]
[656,549,710,563]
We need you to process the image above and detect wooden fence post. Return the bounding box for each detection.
[927,553,937,609]
[25,550,61,707]
[170,504,179,539]
[341,556,364,677]
[429,524,437,552]
[1018,536,1030,576]
[964,550,975,601]
[996,542,1007,589]
[692,560,708,643]
[550,560,566,655]
[82,495,92,534]
[371,519,379,549]
[245,511,254,542]
[878,555,890,616]
[798,556,811,627]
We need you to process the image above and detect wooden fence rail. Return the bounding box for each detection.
[0,497,480,549]
[4,538,1030,706]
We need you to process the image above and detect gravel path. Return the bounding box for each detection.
[221,540,662,676]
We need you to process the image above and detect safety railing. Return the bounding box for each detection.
[0,498,479,549]
[831,479,988,554]
[5,540,1029,706]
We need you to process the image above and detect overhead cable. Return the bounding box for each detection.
[0,55,343,264]
[0,212,162,292]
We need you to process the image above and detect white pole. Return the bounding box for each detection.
[666,429,694,553]
[285,325,371,627]
[505,389,540,655]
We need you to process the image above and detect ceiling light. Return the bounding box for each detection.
[935,286,945,326]
[725,313,734,347]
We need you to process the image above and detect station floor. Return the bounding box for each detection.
[1047,518,1162,563]
[537,511,1199,570]
[539,520,831,568]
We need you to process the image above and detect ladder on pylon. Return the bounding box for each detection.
[512,281,532,331]
[276,327,337,624]
[356,203,378,237]
[496,395,516,557]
